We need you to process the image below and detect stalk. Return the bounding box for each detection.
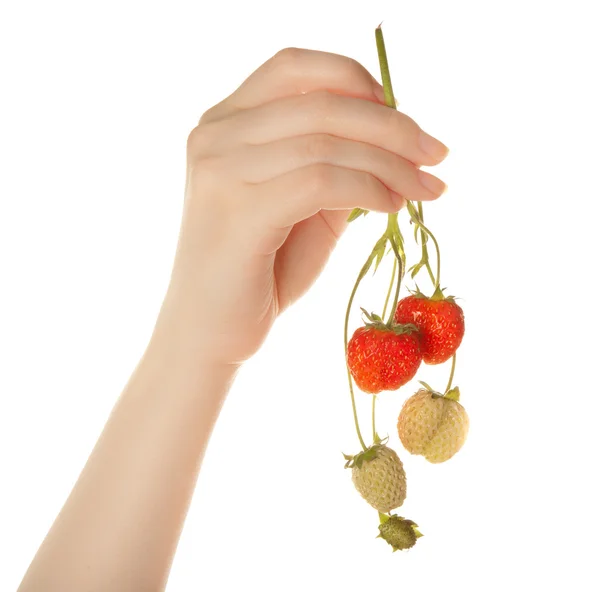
[344,262,370,452]
[418,220,441,290]
[371,395,377,442]
[445,353,457,393]
[418,201,436,286]
[381,257,397,320]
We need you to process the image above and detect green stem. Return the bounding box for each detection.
[381,256,397,320]
[445,353,457,393]
[344,262,370,452]
[376,26,406,323]
[417,219,441,290]
[375,25,396,109]
[371,395,377,442]
[417,202,436,286]
[384,213,405,325]
[386,238,403,326]
[348,25,401,450]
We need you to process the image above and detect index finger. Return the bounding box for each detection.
[203,48,385,121]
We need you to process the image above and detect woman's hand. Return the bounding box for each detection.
[159,47,449,367]
[17,48,449,592]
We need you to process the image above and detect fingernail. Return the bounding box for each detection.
[418,131,449,161]
[417,170,447,197]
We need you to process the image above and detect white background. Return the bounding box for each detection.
[1,0,599,590]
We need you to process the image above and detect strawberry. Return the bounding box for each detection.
[394,288,464,365]
[344,443,407,513]
[347,311,422,394]
[397,386,469,463]
[377,513,423,551]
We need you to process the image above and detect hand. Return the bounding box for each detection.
[158,48,449,367]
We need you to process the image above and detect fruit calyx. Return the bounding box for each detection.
[418,381,461,402]
[360,308,418,336]
[377,512,423,551]
[410,284,457,303]
[343,437,390,469]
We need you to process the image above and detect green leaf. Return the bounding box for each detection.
[373,433,389,446]
[405,200,419,221]
[410,262,425,278]
[347,208,369,222]
[390,322,419,335]
[444,386,461,402]
[360,308,384,324]
[373,239,388,274]
[358,237,387,282]
[431,285,446,301]
[418,380,435,392]
[357,252,377,282]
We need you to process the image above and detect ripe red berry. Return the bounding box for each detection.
[347,318,422,394]
[394,292,464,365]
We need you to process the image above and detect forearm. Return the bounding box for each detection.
[19,308,238,591]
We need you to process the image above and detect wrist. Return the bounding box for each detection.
[141,298,240,399]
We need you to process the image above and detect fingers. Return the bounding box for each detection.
[201,91,448,168]
[244,163,403,230]
[202,48,385,122]
[233,133,445,203]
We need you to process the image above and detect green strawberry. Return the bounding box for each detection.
[344,443,407,513]
[377,513,423,551]
[397,386,469,463]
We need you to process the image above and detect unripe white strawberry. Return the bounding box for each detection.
[397,387,469,463]
[345,443,407,513]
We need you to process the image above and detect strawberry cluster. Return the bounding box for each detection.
[342,25,469,553]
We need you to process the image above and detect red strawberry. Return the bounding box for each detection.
[347,311,422,394]
[394,289,464,365]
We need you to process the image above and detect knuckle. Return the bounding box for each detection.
[186,121,219,157]
[305,90,337,122]
[309,163,335,193]
[340,54,371,82]
[186,125,207,154]
[303,133,335,162]
[272,47,304,66]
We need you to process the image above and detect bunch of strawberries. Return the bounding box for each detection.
[342,26,469,552]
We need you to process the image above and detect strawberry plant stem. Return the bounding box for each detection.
[375,24,395,109]
[416,215,441,290]
[384,213,405,326]
[375,24,442,295]
[386,237,403,325]
[418,201,436,286]
[375,26,406,325]
[344,265,370,452]
[374,241,399,445]
[371,396,377,442]
[381,256,397,320]
[445,353,457,393]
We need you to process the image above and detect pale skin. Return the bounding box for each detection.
[18,47,448,591]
